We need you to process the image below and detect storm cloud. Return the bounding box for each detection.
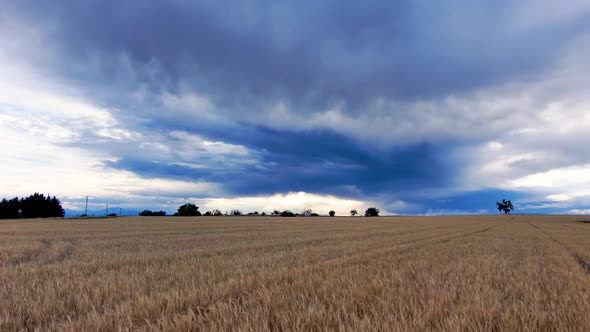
[2,1,590,214]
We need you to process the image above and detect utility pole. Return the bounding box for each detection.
[106,203,109,216]
[84,196,88,216]
[119,207,122,216]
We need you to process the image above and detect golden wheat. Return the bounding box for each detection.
[0,215,589,331]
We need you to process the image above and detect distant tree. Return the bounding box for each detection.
[50,196,65,217]
[364,207,380,217]
[302,208,313,216]
[10,198,22,218]
[496,199,514,215]
[23,193,65,218]
[272,210,280,216]
[0,198,20,219]
[231,210,242,216]
[0,193,64,219]
[310,213,319,216]
[350,209,358,216]
[139,210,152,216]
[280,210,296,217]
[261,212,267,216]
[139,210,166,216]
[211,209,223,216]
[176,203,201,216]
[329,210,336,217]
[107,213,117,217]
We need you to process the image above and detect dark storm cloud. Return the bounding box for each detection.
[5,1,590,213]
[105,128,453,198]
[8,0,590,111]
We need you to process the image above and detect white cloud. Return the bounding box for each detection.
[499,165,590,212]
[169,131,251,157]
[199,192,379,216]
[509,164,590,190]
[0,36,222,205]
[257,93,535,147]
[449,30,590,196]
[0,22,260,205]
[0,116,219,201]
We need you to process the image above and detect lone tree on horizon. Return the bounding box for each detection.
[350,209,358,216]
[175,203,201,216]
[365,207,380,217]
[329,210,336,217]
[496,199,514,215]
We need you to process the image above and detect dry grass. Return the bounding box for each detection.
[0,215,589,331]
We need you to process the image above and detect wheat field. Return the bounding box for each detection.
[0,215,589,331]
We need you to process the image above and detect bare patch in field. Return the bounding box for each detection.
[574,254,590,274]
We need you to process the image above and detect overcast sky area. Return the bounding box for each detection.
[2,1,590,216]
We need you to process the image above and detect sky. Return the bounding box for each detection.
[1,1,590,216]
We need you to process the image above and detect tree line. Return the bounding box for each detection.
[0,194,514,219]
[138,203,382,217]
[0,193,65,219]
